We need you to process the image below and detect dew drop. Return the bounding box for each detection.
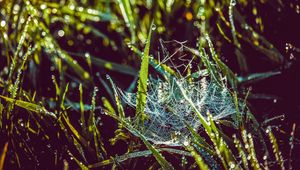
[181,156,187,166]
[151,23,157,31]
[77,7,84,12]
[263,155,267,160]
[229,163,235,169]
[183,139,190,146]
[41,31,46,37]
[69,4,75,10]
[0,20,6,27]
[52,8,57,14]
[245,144,249,149]
[40,4,47,10]
[58,30,65,37]
[231,0,236,6]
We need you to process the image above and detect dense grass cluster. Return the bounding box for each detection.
[0,0,299,169]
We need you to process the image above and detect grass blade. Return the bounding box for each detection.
[135,21,154,127]
[69,52,138,76]
[185,145,210,170]
[88,148,189,168]
[117,0,136,42]
[237,71,281,85]
[0,142,9,170]
[0,95,56,118]
[266,127,285,170]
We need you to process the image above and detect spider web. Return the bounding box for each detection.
[156,39,198,77]
[118,77,237,146]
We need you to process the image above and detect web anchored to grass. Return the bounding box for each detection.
[117,76,239,146]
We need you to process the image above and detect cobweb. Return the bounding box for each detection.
[118,77,238,146]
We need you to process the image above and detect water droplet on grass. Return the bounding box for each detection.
[151,23,157,30]
[40,4,47,10]
[0,20,6,27]
[231,0,236,6]
[58,30,65,37]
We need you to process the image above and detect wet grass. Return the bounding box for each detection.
[0,0,300,169]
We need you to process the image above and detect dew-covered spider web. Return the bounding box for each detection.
[117,77,238,146]
[114,39,243,146]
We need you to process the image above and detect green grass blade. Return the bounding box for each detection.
[88,148,189,168]
[135,21,154,127]
[233,134,249,170]
[101,97,116,114]
[79,84,85,131]
[184,121,215,156]
[0,95,56,118]
[61,114,95,155]
[70,52,138,76]
[8,16,31,81]
[266,127,285,170]
[237,71,281,85]
[205,34,237,89]
[185,145,210,170]
[68,151,89,170]
[117,0,136,42]
[107,75,125,118]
